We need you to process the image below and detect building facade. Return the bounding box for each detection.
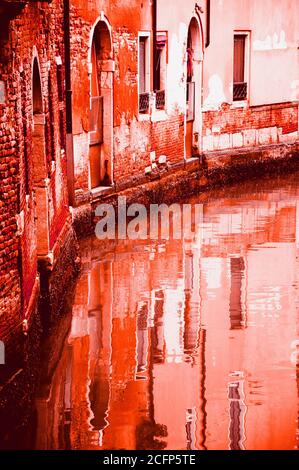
[201,0,299,152]
[68,0,298,220]
[69,0,206,209]
[0,0,77,375]
[0,0,298,386]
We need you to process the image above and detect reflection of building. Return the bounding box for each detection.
[229,257,246,330]
[228,379,247,450]
[34,232,208,450]
[35,177,299,450]
[198,182,299,450]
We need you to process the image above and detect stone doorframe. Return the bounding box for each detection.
[88,14,114,190]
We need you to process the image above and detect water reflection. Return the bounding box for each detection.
[35,176,299,450]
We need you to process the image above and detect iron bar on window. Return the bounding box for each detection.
[139,92,150,113]
[155,90,165,110]
[233,82,247,101]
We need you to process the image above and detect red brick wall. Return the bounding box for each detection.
[112,114,185,189]
[0,0,69,339]
[202,102,299,152]
[113,119,151,185]
[203,102,298,135]
[0,14,22,341]
[151,115,185,166]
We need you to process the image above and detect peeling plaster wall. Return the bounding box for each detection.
[71,0,298,195]
[203,0,299,108]
[157,0,206,115]
[70,1,207,196]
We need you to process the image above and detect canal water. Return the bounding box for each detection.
[34,173,299,450]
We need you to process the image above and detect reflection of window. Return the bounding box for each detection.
[185,408,196,451]
[136,303,149,379]
[139,33,150,113]
[228,381,247,450]
[153,290,165,364]
[229,257,246,329]
[233,33,249,101]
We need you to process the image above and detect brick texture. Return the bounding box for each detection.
[202,102,299,151]
[0,1,69,343]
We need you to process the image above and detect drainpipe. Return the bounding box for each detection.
[205,0,210,48]
[64,0,75,206]
[153,0,157,91]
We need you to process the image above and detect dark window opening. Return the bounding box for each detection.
[233,35,248,101]
[155,33,167,110]
[32,59,43,115]
[187,26,194,83]
[156,49,161,92]
[139,36,149,113]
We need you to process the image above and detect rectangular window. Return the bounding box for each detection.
[234,35,245,83]
[155,32,167,110]
[139,34,150,113]
[233,33,249,101]
[139,37,147,94]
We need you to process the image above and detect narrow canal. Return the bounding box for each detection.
[27,173,299,450]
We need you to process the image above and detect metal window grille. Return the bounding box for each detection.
[139,92,150,113]
[155,89,165,110]
[233,82,247,101]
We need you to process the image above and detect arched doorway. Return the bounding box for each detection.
[32,57,49,256]
[89,20,113,189]
[186,18,203,159]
